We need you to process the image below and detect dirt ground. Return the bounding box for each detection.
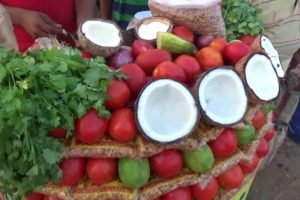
[248,138,300,200]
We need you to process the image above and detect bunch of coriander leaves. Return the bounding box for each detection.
[222,0,264,41]
[0,47,125,198]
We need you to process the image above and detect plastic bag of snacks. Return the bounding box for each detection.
[0,4,18,50]
[148,0,226,37]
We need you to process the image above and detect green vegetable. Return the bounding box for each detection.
[157,32,196,55]
[222,0,264,41]
[0,47,125,198]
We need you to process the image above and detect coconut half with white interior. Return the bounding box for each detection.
[251,35,284,78]
[236,52,280,103]
[135,79,200,144]
[195,67,248,126]
[135,17,173,43]
[78,19,123,57]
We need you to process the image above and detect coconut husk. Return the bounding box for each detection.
[148,0,225,37]
[134,17,173,43]
[251,35,264,52]
[235,52,280,103]
[77,19,123,57]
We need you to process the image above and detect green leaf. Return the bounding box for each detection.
[43,149,62,165]
[0,64,7,83]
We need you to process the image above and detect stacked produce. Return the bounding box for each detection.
[0,9,283,200]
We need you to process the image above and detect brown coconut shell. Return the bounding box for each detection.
[135,79,201,144]
[78,19,123,57]
[235,52,280,103]
[194,67,248,127]
[251,35,264,52]
[134,17,173,43]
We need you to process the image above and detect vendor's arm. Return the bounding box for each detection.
[75,0,96,27]
[100,0,113,20]
[2,5,62,38]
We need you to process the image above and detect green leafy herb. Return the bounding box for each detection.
[222,0,264,41]
[0,47,124,198]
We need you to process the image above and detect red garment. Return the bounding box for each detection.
[0,0,76,51]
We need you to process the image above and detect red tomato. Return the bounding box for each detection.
[264,127,276,141]
[172,25,195,43]
[105,79,131,110]
[75,108,109,144]
[191,178,219,200]
[175,55,201,83]
[49,127,67,139]
[86,158,117,185]
[108,108,137,142]
[24,192,43,200]
[252,110,266,130]
[150,149,183,178]
[135,49,172,75]
[162,187,192,200]
[60,157,86,186]
[132,39,155,57]
[256,138,270,158]
[224,41,252,64]
[208,128,238,158]
[217,165,244,190]
[209,38,228,54]
[240,35,257,46]
[239,153,260,174]
[121,64,147,97]
[152,61,187,83]
[44,195,62,200]
[81,51,92,59]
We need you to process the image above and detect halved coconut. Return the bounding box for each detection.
[78,19,123,57]
[195,67,248,126]
[236,53,280,103]
[135,79,200,144]
[135,17,173,43]
[251,35,284,78]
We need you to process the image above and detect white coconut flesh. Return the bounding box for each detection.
[261,35,284,78]
[137,79,199,143]
[152,0,220,8]
[199,68,247,125]
[138,20,170,40]
[81,21,121,47]
[245,54,279,101]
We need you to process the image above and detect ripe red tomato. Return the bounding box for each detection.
[121,64,147,97]
[75,108,109,144]
[108,108,137,142]
[172,25,195,43]
[150,149,183,178]
[60,157,86,186]
[49,127,67,139]
[24,192,43,200]
[256,138,270,158]
[44,195,62,200]
[132,39,155,57]
[152,61,187,83]
[86,158,117,185]
[217,165,244,190]
[81,51,92,59]
[264,127,276,141]
[105,79,131,110]
[191,178,219,200]
[175,55,201,83]
[162,187,192,200]
[239,153,260,174]
[239,35,257,46]
[252,110,266,130]
[208,128,238,158]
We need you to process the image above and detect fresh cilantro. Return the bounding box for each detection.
[222,0,264,41]
[0,47,124,198]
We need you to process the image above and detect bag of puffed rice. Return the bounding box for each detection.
[148,0,226,37]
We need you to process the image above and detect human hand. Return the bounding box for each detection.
[21,10,63,38]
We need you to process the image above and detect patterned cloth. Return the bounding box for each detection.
[112,0,149,29]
